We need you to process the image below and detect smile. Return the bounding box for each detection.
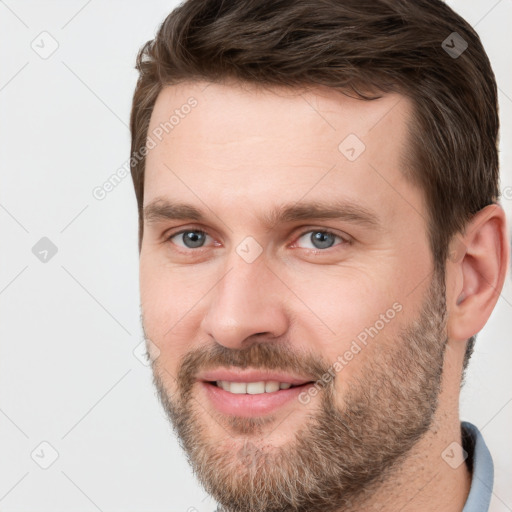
[213,380,297,394]
[197,370,316,417]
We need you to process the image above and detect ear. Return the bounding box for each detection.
[446,203,510,342]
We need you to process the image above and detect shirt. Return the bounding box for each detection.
[461,420,494,512]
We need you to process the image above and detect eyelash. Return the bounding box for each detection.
[165,227,350,253]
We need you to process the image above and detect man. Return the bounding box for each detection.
[129,1,509,511]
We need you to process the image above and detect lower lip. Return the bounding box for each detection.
[200,382,313,417]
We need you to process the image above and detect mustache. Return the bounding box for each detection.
[173,341,332,394]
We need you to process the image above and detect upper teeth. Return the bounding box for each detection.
[216,381,292,394]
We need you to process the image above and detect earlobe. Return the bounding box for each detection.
[447,203,509,342]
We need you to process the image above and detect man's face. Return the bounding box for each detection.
[139,81,448,511]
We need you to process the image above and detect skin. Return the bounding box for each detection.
[139,79,509,511]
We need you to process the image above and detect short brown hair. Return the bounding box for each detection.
[130,0,500,372]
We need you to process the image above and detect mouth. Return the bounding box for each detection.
[197,370,316,417]
[208,380,308,394]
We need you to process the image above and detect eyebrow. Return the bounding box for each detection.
[143,197,381,231]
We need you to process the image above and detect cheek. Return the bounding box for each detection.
[140,252,194,323]
[139,255,214,365]
[284,266,410,373]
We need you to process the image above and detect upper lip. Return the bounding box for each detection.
[197,368,315,385]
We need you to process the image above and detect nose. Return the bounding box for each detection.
[200,253,290,350]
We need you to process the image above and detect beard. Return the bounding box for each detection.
[147,269,448,512]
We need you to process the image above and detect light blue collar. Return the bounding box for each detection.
[461,421,494,512]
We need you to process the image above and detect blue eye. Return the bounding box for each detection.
[296,230,345,250]
[169,230,210,249]
[166,228,348,253]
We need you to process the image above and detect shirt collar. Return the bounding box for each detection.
[461,420,494,512]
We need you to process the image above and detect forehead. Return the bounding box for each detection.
[144,80,422,229]
[147,80,411,153]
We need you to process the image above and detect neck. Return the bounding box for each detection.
[344,414,471,512]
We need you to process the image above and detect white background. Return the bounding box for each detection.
[0,1,510,511]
